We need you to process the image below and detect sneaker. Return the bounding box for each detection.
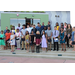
[21,48,24,50]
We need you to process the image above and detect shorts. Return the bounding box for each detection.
[72,41,75,45]
[21,38,25,41]
[36,39,41,44]
[47,39,51,42]
[30,41,35,45]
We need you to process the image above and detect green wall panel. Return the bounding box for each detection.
[1,13,49,30]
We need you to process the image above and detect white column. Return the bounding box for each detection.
[70,11,75,27]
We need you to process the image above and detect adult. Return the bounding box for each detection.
[64,22,67,32]
[56,22,59,30]
[66,24,72,48]
[15,28,21,50]
[46,21,52,30]
[41,26,47,34]
[46,26,52,51]
[21,24,27,50]
[70,27,75,51]
[30,24,33,30]
[36,22,40,31]
[16,23,22,32]
[31,25,37,34]
[53,26,59,51]
[38,25,42,34]
[4,26,9,34]
[26,25,31,34]
[59,28,66,51]
[59,23,64,32]
[41,22,45,30]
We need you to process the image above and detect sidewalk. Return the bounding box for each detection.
[0,56,75,63]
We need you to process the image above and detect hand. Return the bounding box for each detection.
[53,37,55,39]
[62,39,64,41]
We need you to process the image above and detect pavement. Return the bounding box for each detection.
[0,56,75,63]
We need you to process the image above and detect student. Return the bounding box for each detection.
[15,28,21,50]
[36,22,40,31]
[41,26,47,34]
[4,26,9,34]
[64,22,67,31]
[59,23,64,32]
[16,23,22,32]
[5,29,11,49]
[31,25,37,35]
[30,30,35,52]
[66,24,72,48]
[46,21,52,30]
[41,31,47,52]
[10,30,15,52]
[34,31,41,53]
[21,24,27,50]
[46,26,52,51]
[56,22,59,30]
[59,28,66,51]
[53,26,59,51]
[0,30,5,50]
[25,31,30,53]
[26,25,31,34]
[38,25,42,34]
[41,22,45,30]
[70,27,75,51]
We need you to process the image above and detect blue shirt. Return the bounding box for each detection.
[71,31,75,41]
[41,26,45,30]
[36,26,40,30]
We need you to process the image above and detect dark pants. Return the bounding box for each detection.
[53,37,59,51]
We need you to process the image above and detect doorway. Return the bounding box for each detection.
[25,17,33,28]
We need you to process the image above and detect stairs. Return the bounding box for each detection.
[0,48,75,60]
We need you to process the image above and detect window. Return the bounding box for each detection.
[10,18,25,29]
[33,19,40,26]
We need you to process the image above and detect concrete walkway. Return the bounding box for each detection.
[0,56,75,63]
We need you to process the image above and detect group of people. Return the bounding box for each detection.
[0,21,75,53]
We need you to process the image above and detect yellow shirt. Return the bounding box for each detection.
[57,26,59,30]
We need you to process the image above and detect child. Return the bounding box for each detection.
[5,29,11,49]
[0,30,5,50]
[15,28,21,50]
[30,30,35,52]
[34,31,41,53]
[59,28,66,52]
[10,30,15,52]
[25,31,30,53]
[70,27,75,51]
[41,31,47,52]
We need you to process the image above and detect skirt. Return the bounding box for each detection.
[36,39,41,44]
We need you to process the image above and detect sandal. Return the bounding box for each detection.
[61,49,63,51]
[64,49,66,52]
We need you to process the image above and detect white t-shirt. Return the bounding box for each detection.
[21,29,27,36]
[26,27,31,34]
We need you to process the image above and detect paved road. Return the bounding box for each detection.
[0,56,75,63]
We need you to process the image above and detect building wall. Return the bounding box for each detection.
[1,13,49,30]
[45,11,70,31]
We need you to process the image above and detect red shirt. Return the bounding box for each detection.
[5,33,11,40]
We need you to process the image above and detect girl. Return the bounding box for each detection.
[5,29,11,49]
[25,31,30,53]
[66,24,72,48]
[59,28,66,51]
[0,30,5,50]
[41,31,47,52]
[30,30,35,52]
[34,31,41,53]
[10,30,15,52]
[70,27,75,51]
[64,22,67,31]
[15,28,21,50]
